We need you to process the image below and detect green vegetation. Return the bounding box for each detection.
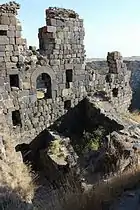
[48,139,68,162]
[75,126,105,154]
[1,134,140,209]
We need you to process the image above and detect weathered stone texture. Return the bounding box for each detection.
[86,53,132,112]
[0,4,132,146]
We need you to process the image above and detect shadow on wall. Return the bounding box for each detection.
[125,60,140,111]
[49,98,87,139]
[15,98,124,188]
[128,68,138,111]
[15,98,124,165]
[49,98,124,146]
[15,129,55,170]
[128,85,140,112]
[0,186,33,210]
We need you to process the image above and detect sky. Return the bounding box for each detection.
[1,0,140,58]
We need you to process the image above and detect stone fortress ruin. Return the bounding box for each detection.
[0,2,133,145]
[1,1,140,194]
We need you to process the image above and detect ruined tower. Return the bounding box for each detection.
[38,7,86,101]
[86,51,132,111]
[0,3,87,143]
[0,2,27,134]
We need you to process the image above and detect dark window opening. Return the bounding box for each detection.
[36,73,52,99]
[106,74,112,83]
[64,100,71,110]
[0,30,7,36]
[69,13,76,18]
[10,74,19,89]
[112,88,118,97]
[66,69,73,88]
[12,110,21,127]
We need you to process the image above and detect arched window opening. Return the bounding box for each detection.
[36,73,52,99]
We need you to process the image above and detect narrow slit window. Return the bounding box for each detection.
[66,70,73,88]
[12,110,21,127]
[112,88,118,97]
[9,74,19,89]
[0,30,7,36]
[64,100,71,110]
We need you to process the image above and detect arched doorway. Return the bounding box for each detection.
[36,73,52,99]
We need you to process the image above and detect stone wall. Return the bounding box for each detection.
[0,3,87,144]
[0,2,133,146]
[86,52,132,112]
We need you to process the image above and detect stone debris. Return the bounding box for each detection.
[86,51,132,112]
[46,7,79,19]
[0,0,139,186]
[0,1,20,15]
[47,130,78,166]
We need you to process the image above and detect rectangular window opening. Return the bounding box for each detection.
[12,110,21,127]
[0,30,7,36]
[66,69,73,88]
[10,74,19,90]
[64,100,71,110]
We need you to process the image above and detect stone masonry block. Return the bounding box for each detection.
[56,19,65,27]
[0,15,10,25]
[0,37,9,45]
[0,57,4,62]
[0,52,5,57]
[7,31,15,38]
[15,31,21,37]
[46,18,56,26]
[0,78,4,86]
[9,25,16,31]
[6,62,17,69]
[16,25,22,31]
[65,63,73,69]
[10,16,17,25]
[9,38,15,45]
[0,25,8,30]
[46,26,56,33]
[5,45,13,52]
[0,45,5,52]
[11,56,18,63]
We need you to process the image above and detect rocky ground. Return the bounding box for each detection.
[110,189,140,210]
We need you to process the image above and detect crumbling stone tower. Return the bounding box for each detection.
[0,3,87,143]
[38,7,86,98]
[107,51,132,110]
[0,2,27,134]
[86,51,132,112]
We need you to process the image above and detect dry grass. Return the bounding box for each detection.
[61,166,140,210]
[123,110,140,123]
[0,134,140,209]
[0,134,35,206]
[32,166,140,210]
[48,139,68,165]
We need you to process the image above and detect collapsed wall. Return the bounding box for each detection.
[86,51,132,112]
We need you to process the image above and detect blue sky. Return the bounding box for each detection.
[1,0,140,58]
